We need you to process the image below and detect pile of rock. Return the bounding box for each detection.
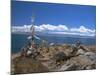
[11,43,96,74]
[49,44,96,71]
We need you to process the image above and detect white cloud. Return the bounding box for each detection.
[70,26,95,33]
[12,24,69,32]
[12,25,32,32]
[35,24,68,31]
[12,24,95,37]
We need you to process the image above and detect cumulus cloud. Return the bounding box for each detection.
[35,24,68,31]
[12,25,32,32]
[12,24,95,36]
[70,26,95,33]
[12,24,69,32]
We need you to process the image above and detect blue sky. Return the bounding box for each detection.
[11,1,96,36]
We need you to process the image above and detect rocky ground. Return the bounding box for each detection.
[11,44,96,74]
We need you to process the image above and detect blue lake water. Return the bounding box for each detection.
[11,34,96,53]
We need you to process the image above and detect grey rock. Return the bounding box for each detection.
[76,49,85,55]
[53,52,68,63]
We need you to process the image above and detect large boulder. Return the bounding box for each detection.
[53,52,68,63]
